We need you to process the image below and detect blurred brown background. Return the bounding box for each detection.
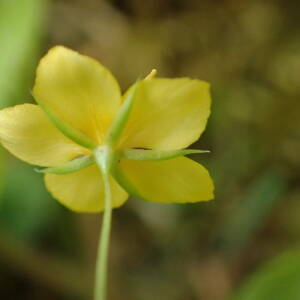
[0,0,299,299]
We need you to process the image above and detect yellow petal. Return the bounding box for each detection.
[119,156,214,203]
[45,165,128,213]
[33,46,121,144]
[119,78,211,150]
[0,104,88,166]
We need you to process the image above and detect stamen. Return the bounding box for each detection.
[145,69,157,80]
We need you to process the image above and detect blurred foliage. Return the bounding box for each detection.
[231,249,300,300]
[0,0,299,299]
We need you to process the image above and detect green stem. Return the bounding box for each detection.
[94,168,112,300]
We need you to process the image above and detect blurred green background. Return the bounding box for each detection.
[0,0,299,299]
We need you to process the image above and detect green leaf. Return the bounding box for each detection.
[105,81,139,146]
[0,162,61,241]
[216,170,287,254]
[122,148,209,161]
[0,0,47,108]
[36,154,94,174]
[231,249,300,300]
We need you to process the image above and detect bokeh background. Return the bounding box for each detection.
[0,0,299,299]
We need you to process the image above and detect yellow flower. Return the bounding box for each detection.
[0,46,214,212]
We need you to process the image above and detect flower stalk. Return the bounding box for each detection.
[94,146,114,300]
[94,170,112,300]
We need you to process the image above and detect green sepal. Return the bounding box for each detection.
[38,102,97,149]
[35,154,94,174]
[104,81,139,146]
[112,167,145,200]
[122,148,209,161]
